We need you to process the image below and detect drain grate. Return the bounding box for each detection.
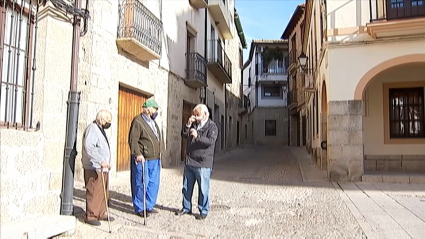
[210,204,231,211]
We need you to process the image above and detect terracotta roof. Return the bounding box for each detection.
[281,4,306,39]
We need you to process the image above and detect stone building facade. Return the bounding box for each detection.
[301,0,425,181]
[241,40,290,146]
[0,0,246,232]
[281,4,307,149]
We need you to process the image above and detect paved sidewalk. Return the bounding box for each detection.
[292,147,425,239]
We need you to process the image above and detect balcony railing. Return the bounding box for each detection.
[185,53,207,88]
[262,65,287,74]
[207,40,232,83]
[117,0,163,61]
[369,0,425,22]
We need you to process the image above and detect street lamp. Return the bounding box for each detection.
[298,52,308,69]
[282,84,288,93]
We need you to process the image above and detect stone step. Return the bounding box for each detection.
[1,215,76,239]
[362,173,425,184]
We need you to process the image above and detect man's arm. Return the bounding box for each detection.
[181,124,191,139]
[129,119,143,157]
[195,123,218,147]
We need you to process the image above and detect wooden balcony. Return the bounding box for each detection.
[367,0,425,38]
[207,40,232,84]
[189,0,208,9]
[208,0,233,39]
[116,0,163,61]
[185,53,207,88]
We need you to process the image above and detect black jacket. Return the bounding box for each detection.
[181,119,218,168]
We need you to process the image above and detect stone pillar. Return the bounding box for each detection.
[328,100,364,182]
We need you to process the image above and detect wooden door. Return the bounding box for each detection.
[181,101,194,161]
[117,86,147,171]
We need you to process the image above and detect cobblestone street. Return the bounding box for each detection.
[72,146,364,238]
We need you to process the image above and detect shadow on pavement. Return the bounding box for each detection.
[73,187,180,216]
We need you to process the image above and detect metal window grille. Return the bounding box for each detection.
[389,87,425,138]
[0,0,39,130]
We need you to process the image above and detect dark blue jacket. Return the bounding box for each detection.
[181,119,218,168]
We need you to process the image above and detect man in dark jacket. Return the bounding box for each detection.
[128,99,161,217]
[176,103,218,220]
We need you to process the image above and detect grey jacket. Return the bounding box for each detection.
[82,122,111,172]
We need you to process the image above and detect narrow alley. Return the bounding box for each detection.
[72,147,364,238]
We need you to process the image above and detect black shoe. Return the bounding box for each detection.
[99,216,115,222]
[196,214,207,220]
[147,208,159,214]
[175,209,191,216]
[137,211,151,218]
[85,219,101,226]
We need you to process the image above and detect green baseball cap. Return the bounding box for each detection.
[143,99,159,109]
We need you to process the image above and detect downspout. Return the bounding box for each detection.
[60,0,83,215]
[203,7,207,104]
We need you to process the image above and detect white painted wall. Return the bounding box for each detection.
[160,1,206,78]
[328,39,425,101]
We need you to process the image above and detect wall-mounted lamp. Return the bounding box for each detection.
[282,84,288,93]
[298,52,312,74]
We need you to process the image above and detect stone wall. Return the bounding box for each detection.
[328,100,364,182]
[0,130,60,223]
[250,107,289,146]
[166,71,201,166]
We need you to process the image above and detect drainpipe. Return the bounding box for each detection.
[224,83,227,151]
[203,7,207,104]
[60,0,82,216]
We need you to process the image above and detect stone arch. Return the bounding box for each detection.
[354,54,425,100]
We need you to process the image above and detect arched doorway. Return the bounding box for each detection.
[357,57,425,173]
[320,81,328,170]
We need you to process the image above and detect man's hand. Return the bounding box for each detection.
[135,154,145,164]
[101,162,111,170]
[187,115,196,127]
[190,129,198,139]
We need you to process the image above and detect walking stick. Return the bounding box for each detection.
[101,168,112,233]
[143,160,147,226]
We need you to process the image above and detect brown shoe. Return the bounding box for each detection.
[85,219,101,226]
[99,216,115,222]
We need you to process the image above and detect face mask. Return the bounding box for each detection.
[103,122,111,129]
[151,111,158,120]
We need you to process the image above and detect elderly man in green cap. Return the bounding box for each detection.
[128,99,161,217]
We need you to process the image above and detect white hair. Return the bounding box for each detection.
[96,109,112,122]
[193,104,209,117]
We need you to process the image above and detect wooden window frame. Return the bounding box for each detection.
[383,81,425,144]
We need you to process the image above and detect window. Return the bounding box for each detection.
[389,87,424,138]
[291,34,296,64]
[248,67,251,87]
[265,120,276,136]
[1,1,36,129]
[239,48,243,68]
[412,0,425,6]
[263,86,281,98]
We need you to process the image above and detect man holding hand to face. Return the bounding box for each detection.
[177,104,218,220]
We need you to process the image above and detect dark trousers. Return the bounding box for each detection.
[84,169,109,221]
